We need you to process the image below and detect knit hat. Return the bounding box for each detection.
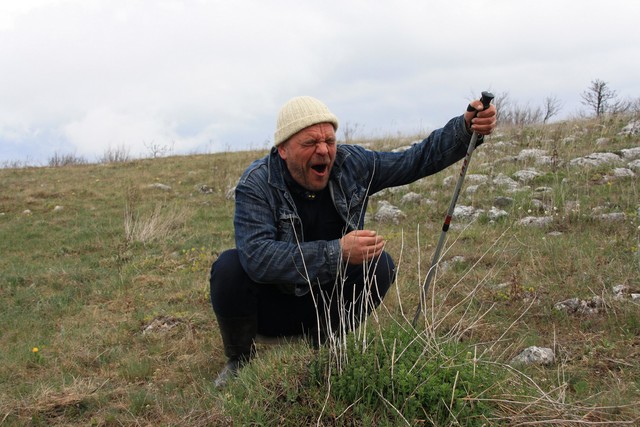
[274,96,339,146]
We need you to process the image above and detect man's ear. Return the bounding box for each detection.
[277,143,287,160]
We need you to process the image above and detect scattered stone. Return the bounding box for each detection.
[612,284,629,297]
[441,256,467,272]
[196,184,214,194]
[388,184,410,194]
[492,140,515,150]
[374,201,406,224]
[554,296,603,315]
[594,212,626,222]
[595,137,610,146]
[516,149,547,162]
[400,192,424,204]
[510,346,555,366]
[620,147,640,160]
[530,199,545,212]
[494,196,514,208]
[569,152,622,167]
[488,206,508,221]
[493,173,520,192]
[514,168,542,183]
[628,159,640,172]
[53,205,64,212]
[489,282,510,290]
[148,183,172,191]
[610,168,636,178]
[465,184,481,195]
[453,205,483,222]
[518,216,553,227]
[466,174,489,185]
[632,294,640,301]
[142,315,182,335]
[547,231,563,237]
[535,156,556,166]
[619,120,640,136]
[22,209,32,215]
[534,187,553,197]
[443,174,488,187]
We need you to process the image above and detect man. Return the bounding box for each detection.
[209,95,496,387]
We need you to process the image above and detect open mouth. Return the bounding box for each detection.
[311,164,328,174]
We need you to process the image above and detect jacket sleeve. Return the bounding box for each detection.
[367,114,478,193]
[233,169,342,288]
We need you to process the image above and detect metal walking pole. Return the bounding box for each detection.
[411,91,494,327]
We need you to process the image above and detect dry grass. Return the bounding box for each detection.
[0,115,638,425]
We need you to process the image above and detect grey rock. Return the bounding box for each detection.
[514,168,542,183]
[554,296,603,315]
[619,120,640,136]
[453,205,483,221]
[488,206,509,221]
[595,212,626,222]
[148,183,172,191]
[374,201,406,224]
[620,147,640,160]
[516,149,547,162]
[400,192,424,204]
[493,173,520,191]
[612,284,629,296]
[611,168,636,178]
[569,152,622,167]
[466,174,489,184]
[494,196,514,208]
[196,184,215,194]
[510,346,555,366]
[518,216,554,227]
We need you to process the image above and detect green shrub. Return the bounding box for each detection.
[319,324,497,425]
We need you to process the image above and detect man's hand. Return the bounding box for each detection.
[340,230,385,265]
[464,99,497,136]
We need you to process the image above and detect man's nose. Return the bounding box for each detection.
[315,141,329,155]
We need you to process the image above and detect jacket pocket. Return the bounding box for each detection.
[276,210,302,242]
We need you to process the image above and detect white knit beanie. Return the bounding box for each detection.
[274,96,339,146]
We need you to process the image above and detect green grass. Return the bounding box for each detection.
[1,116,639,425]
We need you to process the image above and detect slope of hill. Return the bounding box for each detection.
[1,115,638,425]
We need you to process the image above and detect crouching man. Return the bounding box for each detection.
[209,95,496,387]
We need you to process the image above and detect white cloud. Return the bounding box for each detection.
[1,0,639,163]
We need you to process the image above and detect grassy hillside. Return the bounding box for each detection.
[0,115,638,425]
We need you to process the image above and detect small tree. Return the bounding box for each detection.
[581,79,617,117]
[542,95,563,123]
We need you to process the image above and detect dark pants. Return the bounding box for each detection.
[209,249,395,338]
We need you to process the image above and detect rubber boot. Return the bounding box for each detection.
[213,315,257,389]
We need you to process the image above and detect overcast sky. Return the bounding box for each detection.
[1,0,638,165]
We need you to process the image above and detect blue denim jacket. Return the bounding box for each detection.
[233,114,478,295]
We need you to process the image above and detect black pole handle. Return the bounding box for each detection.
[480,91,494,110]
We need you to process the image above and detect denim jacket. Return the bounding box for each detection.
[233,114,478,295]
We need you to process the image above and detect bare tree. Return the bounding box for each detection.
[581,79,617,117]
[542,95,563,123]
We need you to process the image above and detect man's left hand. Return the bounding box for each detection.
[464,100,497,136]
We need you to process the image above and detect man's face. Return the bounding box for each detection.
[277,122,337,192]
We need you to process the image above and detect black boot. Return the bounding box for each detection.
[213,315,257,388]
